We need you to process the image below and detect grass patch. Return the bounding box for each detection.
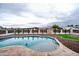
[57,34,79,41]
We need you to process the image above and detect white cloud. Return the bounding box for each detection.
[2,0,79,3]
[27,3,77,21]
[29,3,76,14]
[0,3,78,28]
[0,11,63,28]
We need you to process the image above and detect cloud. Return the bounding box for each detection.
[0,3,78,28]
[0,3,29,16]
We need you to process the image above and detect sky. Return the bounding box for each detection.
[0,2,79,28]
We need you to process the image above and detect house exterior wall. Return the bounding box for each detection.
[47,28,53,34]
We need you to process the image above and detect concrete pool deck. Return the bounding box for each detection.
[0,34,79,56]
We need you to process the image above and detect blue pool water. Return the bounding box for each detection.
[0,36,59,52]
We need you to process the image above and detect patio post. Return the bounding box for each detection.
[30,29,32,34]
[14,29,16,34]
[70,28,73,34]
[22,29,24,34]
[60,29,63,34]
[37,29,39,34]
[6,29,8,35]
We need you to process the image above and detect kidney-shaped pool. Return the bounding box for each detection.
[0,36,59,52]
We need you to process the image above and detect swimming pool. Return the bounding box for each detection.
[0,36,59,52]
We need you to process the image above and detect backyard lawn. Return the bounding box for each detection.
[57,34,79,41]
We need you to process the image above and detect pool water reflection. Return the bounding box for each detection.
[0,36,59,52]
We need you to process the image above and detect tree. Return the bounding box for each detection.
[64,29,67,34]
[51,25,60,29]
[51,25,62,34]
[17,28,21,34]
[71,24,73,27]
[27,29,30,34]
[75,25,79,28]
[58,28,61,34]
[67,25,70,27]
